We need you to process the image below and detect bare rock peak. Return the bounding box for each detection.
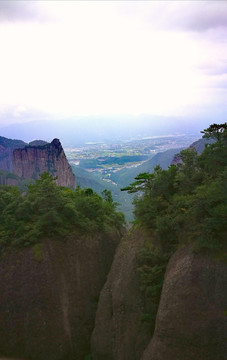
[51,138,61,146]
[0,135,75,188]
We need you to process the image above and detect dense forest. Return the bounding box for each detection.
[0,174,125,254]
[122,123,227,332]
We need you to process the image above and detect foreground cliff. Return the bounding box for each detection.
[91,238,227,360]
[91,230,151,360]
[0,233,120,360]
[141,246,227,360]
[13,139,75,188]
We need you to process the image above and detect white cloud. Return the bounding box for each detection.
[0,1,226,125]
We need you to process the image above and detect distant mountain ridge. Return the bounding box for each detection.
[171,137,214,165]
[0,136,75,188]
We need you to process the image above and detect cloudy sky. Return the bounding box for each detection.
[0,1,227,127]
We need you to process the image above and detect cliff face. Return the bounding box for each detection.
[91,230,152,360]
[0,233,120,360]
[141,246,227,360]
[91,236,227,360]
[0,229,226,360]
[13,139,75,188]
[171,138,214,165]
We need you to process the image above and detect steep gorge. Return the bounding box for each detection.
[0,231,226,360]
[0,130,226,360]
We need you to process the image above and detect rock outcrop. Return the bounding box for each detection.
[0,136,75,188]
[0,233,120,360]
[141,246,227,360]
[13,139,75,188]
[92,237,227,360]
[171,138,214,165]
[91,230,152,360]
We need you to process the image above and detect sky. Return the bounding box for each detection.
[0,1,227,129]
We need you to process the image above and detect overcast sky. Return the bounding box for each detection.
[0,1,226,127]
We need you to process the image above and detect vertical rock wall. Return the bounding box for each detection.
[141,247,227,360]
[0,233,120,360]
[13,139,75,188]
[91,230,152,360]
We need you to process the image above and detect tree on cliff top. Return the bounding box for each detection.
[0,173,125,252]
[122,124,227,253]
[201,122,227,142]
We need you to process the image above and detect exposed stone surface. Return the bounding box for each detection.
[0,136,75,188]
[0,233,120,360]
[13,139,75,188]
[171,138,214,165]
[141,246,227,360]
[91,229,152,360]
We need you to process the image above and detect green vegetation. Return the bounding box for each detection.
[137,245,168,333]
[0,135,26,149]
[71,164,134,221]
[79,155,148,169]
[122,123,227,333]
[71,148,182,222]
[0,173,125,254]
[0,169,34,191]
[32,243,43,261]
[123,123,227,253]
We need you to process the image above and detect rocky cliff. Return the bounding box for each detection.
[91,237,227,360]
[0,229,226,360]
[0,233,120,360]
[12,139,75,188]
[0,136,75,188]
[141,246,227,360]
[91,230,152,360]
[171,138,214,165]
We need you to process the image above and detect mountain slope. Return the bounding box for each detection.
[109,148,183,188]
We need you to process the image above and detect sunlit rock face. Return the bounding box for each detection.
[140,246,227,360]
[13,138,76,188]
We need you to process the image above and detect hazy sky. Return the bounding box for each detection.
[0,1,227,127]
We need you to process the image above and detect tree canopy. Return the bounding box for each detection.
[201,123,227,142]
[122,123,227,254]
[0,173,125,253]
